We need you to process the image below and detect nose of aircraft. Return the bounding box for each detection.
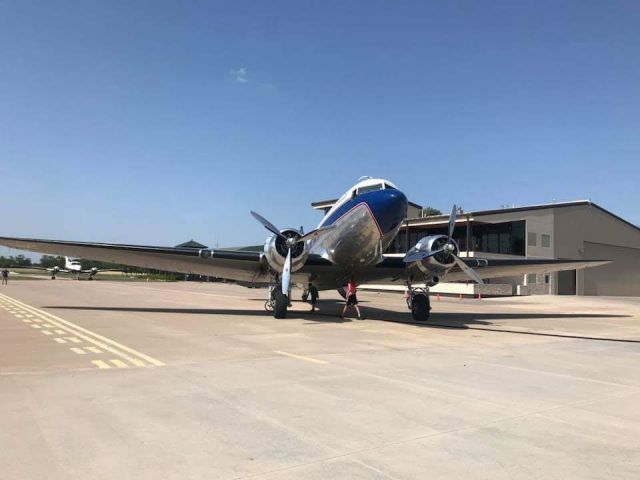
[370,189,408,235]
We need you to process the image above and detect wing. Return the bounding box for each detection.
[356,255,609,284]
[0,237,267,283]
[442,257,610,282]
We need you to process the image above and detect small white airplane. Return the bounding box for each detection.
[0,177,608,321]
[27,256,120,280]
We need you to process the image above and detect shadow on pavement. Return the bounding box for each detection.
[42,300,637,344]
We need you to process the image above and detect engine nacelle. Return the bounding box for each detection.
[263,229,309,273]
[407,235,459,270]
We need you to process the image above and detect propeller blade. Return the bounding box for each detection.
[298,224,336,243]
[403,248,445,264]
[448,204,457,239]
[453,255,484,284]
[282,248,292,295]
[251,211,285,239]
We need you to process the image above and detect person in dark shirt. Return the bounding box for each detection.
[1,269,8,285]
[308,283,319,312]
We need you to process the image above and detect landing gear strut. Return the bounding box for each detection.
[406,284,431,322]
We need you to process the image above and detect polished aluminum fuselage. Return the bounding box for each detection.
[294,181,408,288]
[311,204,398,269]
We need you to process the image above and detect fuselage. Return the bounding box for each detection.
[311,178,408,270]
[65,257,83,272]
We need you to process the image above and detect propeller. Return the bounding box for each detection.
[251,211,336,296]
[404,204,484,284]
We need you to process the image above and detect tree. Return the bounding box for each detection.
[40,255,65,268]
[421,206,442,217]
[0,255,32,267]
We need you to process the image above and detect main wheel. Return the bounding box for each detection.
[301,291,309,302]
[411,293,431,322]
[274,289,288,319]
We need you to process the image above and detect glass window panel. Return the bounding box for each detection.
[541,234,551,248]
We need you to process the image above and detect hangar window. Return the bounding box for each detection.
[541,234,551,248]
[527,273,538,284]
[356,183,384,195]
[528,232,537,247]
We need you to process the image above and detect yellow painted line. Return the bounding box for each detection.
[31,324,42,329]
[54,329,65,335]
[42,324,54,328]
[15,314,23,318]
[130,358,146,367]
[22,319,32,323]
[0,293,164,367]
[31,318,42,323]
[91,360,111,369]
[70,347,87,355]
[54,338,67,344]
[41,330,53,336]
[273,350,328,365]
[65,337,82,344]
[110,359,128,368]
[86,346,102,354]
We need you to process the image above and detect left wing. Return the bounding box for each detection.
[359,255,609,284]
[0,237,267,283]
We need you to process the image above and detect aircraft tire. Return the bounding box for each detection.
[411,294,430,322]
[274,289,288,319]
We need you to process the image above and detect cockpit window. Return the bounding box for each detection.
[383,183,396,190]
[356,183,384,195]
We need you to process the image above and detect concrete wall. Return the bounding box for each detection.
[554,205,640,296]
[583,242,640,296]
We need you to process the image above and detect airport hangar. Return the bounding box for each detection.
[311,198,640,297]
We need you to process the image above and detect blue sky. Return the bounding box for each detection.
[1,0,638,256]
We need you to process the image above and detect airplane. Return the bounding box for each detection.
[0,177,608,321]
[17,256,122,280]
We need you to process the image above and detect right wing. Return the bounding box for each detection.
[0,237,267,283]
[357,255,609,284]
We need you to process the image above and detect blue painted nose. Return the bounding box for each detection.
[368,189,408,235]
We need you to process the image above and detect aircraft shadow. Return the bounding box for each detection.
[43,301,636,344]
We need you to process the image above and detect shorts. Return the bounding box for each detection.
[346,294,358,305]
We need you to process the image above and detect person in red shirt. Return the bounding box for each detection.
[341,279,362,320]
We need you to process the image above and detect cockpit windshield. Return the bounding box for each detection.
[356,183,384,195]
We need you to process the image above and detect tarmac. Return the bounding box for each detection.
[0,280,639,479]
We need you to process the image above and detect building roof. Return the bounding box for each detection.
[407,200,640,232]
[175,240,208,249]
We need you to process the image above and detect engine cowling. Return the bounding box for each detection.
[263,229,309,273]
[407,235,459,270]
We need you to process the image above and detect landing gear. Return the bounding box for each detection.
[406,284,431,322]
[301,290,309,302]
[265,281,289,318]
[410,293,430,322]
[273,289,288,319]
